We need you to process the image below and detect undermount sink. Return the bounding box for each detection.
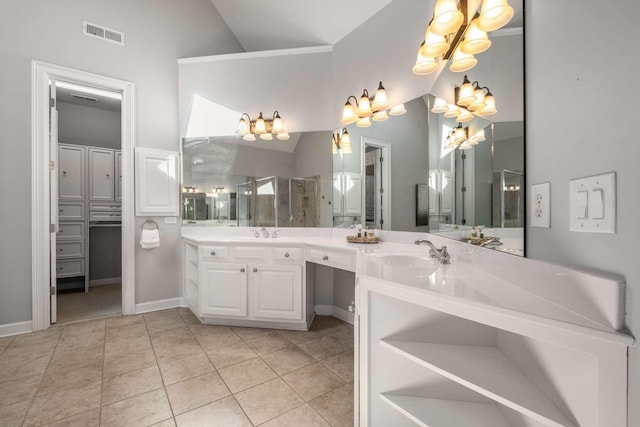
[366,253,439,287]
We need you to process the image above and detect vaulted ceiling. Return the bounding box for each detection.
[209,0,393,51]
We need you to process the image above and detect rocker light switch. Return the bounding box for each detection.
[569,172,615,233]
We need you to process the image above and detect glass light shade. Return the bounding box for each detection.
[389,104,407,116]
[455,127,467,143]
[457,109,474,122]
[237,117,249,135]
[474,128,486,141]
[421,28,449,57]
[431,0,464,36]
[356,117,371,128]
[340,132,352,154]
[259,133,273,140]
[372,110,389,122]
[458,142,473,150]
[479,94,497,115]
[276,132,290,140]
[412,49,438,75]
[431,97,448,113]
[254,113,266,134]
[460,19,491,55]
[468,136,480,145]
[341,102,358,124]
[371,82,389,111]
[357,92,373,117]
[450,49,477,73]
[457,79,475,106]
[477,0,515,32]
[242,133,256,141]
[332,140,338,155]
[443,104,461,118]
[272,114,284,133]
[468,88,486,111]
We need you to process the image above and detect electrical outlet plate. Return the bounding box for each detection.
[569,172,616,233]
[531,182,551,228]
[164,217,177,224]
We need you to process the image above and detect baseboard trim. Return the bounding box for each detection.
[89,277,121,287]
[135,297,186,314]
[314,304,354,325]
[0,320,33,337]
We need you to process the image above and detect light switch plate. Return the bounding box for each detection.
[531,182,551,228]
[164,217,177,224]
[569,172,616,233]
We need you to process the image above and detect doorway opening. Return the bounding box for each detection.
[361,137,391,230]
[32,61,135,331]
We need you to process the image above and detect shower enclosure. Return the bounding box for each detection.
[237,176,319,227]
[493,170,524,228]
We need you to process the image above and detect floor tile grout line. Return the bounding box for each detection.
[98,319,107,424]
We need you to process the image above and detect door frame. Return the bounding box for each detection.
[31,60,136,330]
[360,137,391,229]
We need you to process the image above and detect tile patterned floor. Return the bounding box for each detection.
[56,284,122,324]
[0,310,354,426]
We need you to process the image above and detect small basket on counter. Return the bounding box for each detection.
[346,235,380,244]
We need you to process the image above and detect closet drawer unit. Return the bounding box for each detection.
[56,241,84,259]
[201,246,229,262]
[306,246,356,272]
[272,247,303,264]
[57,222,85,241]
[90,202,122,212]
[233,246,267,262]
[56,259,85,278]
[58,202,85,221]
[89,211,122,221]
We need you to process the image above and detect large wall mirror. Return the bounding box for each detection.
[180,1,524,255]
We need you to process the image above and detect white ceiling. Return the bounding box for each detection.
[56,85,121,112]
[209,0,393,51]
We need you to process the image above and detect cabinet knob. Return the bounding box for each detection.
[253,268,258,273]
[285,252,290,258]
[106,174,110,177]
[210,251,216,256]
[240,268,245,273]
[57,267,63,270]
[62,171,67,175]
[57,248,63,252]
[322,255,329,261]
[59,209,64,212]
[59,229,63,232]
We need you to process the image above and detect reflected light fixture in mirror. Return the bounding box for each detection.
[236,111,290,141]
[413,44,438,75]
[332,129,352,154]
[341,82,403,127]
[477,0,515,32]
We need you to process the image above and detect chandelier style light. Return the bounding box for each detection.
[332,129,352,155]
[340,82,405,128]
[444,123,487,150]
[412,0,514,75]
[236,111,290,141]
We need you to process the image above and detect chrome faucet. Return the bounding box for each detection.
[414,239,451,264]
[250,229,260,238]
[271,229,280,238]
[260,227,270,238]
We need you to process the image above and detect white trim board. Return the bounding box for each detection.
[136,297,186,314]
[31,60,136,331]
[0,321,33,338]
[178,45,333,64]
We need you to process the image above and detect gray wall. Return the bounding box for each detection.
[525,1,640,425]
[58,102,121,149]
[0,0,242,324]
[494,135,524,174]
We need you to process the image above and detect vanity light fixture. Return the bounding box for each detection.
[183,186,198,193]
[455,75,498,116]
[413,0,514,75]
[341,82,404,127]
[332,129,352,155]
[388,103,407,116]
[236,111,290,141]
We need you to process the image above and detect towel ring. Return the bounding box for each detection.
[141,219,158,231]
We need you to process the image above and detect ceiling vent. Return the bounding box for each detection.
[71,93,98,102]
[83,21,125,46]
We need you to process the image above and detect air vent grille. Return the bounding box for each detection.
[83,21,125,46]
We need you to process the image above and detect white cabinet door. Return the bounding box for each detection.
[135,148,180,216]
[115,150,122,202]
[201,263,248,317]
[428,171,439,215]
[344,173,362,216]
[440,170,454,215]
[89,148,115,201]
[58,144,85,200]
[332,174,343,215]
[250,264,302,320]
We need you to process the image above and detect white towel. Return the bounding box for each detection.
[140,228,160,249]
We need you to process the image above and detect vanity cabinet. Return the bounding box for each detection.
[184,241,310,329]
[333,172,362,217]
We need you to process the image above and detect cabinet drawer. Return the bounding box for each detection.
[58,202,85,221]
[306,246,355,272]
[57,222,85,240]
[201,246,228,261]
[56,241,84,259]
[90,202,121,212]
[272,247,302,264]
[234,246,267,262]
[89,211,122,221]
[56,259,85,278]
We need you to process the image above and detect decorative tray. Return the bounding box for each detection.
[462,236,496,246]
[346,235,380,244]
